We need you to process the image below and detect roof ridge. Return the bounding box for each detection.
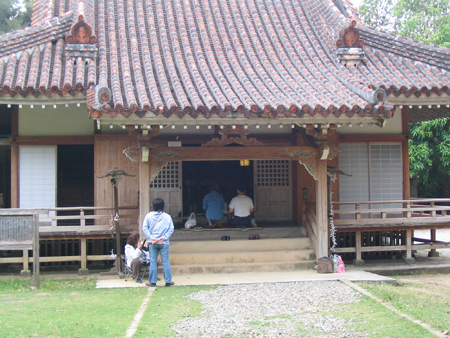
[359,25,450,71]
[0,12,73,59]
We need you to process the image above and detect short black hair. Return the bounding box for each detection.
[152,198,165,211]
[237,185,247,193]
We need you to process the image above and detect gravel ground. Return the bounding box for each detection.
[172,281,366,338]
[414,229,450,257]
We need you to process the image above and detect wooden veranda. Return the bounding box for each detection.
[1,199,450,274]
[326,199,450,264]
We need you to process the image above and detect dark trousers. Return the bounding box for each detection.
[130,258,143,279]
[232,215,251,228]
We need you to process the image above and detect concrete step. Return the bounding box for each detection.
[170,249,315,265]
[166,237,315,274]
[170,260,316,274]
[171,237,312,253]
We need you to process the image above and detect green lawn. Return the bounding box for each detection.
[0,275,448,337]
[0,278,149,338]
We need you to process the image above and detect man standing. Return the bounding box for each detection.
[142,198,175,287]
[228,185,254,228]
[203,182,225,228]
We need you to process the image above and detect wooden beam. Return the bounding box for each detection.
[339,134,406,143]
[11,136,94,145]
[149,145,317,161]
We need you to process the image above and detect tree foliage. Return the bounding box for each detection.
[359,0,450,47]
[409,119,450,197]
[0,0,32,35]
[359,0,450,197]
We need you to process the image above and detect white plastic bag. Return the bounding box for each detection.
[185,212,197,229]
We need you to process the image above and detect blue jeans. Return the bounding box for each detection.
[149,243,172,284]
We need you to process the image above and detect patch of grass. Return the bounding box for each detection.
[330,295,435,338]
[134,285,214,338]
[0,278,96,292]
[0,279,147,338]
[357,279,450,333]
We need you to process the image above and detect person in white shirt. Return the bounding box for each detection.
[228,185,254,228]
[124,233,146,283]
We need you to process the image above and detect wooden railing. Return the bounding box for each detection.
[334,199,450,227]
[0,206,139,274]
[331,199,450,264]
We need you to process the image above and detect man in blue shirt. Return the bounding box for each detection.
[203,182,225,228]
[142,198,175,287]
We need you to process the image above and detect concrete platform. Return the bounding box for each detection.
[95,268,395,289]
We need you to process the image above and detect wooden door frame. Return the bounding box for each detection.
[138,144,331,258]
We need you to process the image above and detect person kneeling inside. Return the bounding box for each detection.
[228,185,254,228]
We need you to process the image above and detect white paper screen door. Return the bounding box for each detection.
[254,160,292,222]
[19,145,57,209]
[150,161,182,218]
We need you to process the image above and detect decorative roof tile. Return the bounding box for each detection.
[0,0,449,122]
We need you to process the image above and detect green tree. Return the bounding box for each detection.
[359,0,450,47]
[409,119,450,197]
[0,0,32,35]
[359,0,450,198]
[359,0,396,31]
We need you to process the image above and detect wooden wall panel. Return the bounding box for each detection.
[94,135,139,226]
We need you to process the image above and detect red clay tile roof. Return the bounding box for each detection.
[0,0,449,121]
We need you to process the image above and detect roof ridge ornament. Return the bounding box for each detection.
[336,20,366,66]
[65,10,98,64]
[66,13,97,45]
[202,126,263,147]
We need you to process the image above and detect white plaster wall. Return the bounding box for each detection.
[19,105,94,136]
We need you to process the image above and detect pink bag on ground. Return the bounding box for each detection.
[337,256,345,273]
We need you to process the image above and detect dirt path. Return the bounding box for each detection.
[396,274,450,289]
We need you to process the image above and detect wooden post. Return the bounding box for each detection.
[428,229,439,257]
[315,159,328,259]
[97,168,135,276]
[10,105,19,208]
[79,238,88,275]
[401,106,411,200]
[353,231,364,266]
[404,229,415,264]
[21,249,30,276]
[112,181,121,272]
[32,214,40,287]
[139,147,150,234]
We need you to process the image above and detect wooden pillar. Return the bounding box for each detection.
[404,229,415,264]
[20,249,30,276]
[139,146,150,233]
[315,159,329,258]
[401,106,411,200]
[428,229,439,257]
[353,231,364,266]
[10,105,19,208]
[79,238,88,275]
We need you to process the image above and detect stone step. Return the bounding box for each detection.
[165,236,315,274]
[170,260,316,274]
[170,237,312,253]
[170,249,314,265]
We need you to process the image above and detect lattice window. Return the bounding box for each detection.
[150,162,180,188]
[256,160,290,187]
